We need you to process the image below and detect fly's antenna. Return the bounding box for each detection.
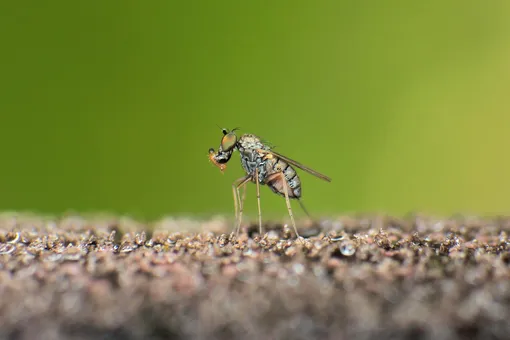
[216,125,241,135]
[216,124,226,134]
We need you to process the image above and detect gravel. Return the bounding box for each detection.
[0,214,509,340]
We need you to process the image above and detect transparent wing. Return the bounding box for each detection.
[266,150,332,182]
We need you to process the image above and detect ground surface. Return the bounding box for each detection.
[0,214,509,340]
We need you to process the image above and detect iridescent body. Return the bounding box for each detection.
[208,128,331,238]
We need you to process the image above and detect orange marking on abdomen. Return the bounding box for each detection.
[265,173,300,199]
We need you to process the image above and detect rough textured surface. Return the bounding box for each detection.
[0,214,509,340]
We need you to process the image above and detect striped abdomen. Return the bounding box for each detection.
[264,157,302,199]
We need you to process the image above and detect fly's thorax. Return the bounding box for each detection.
[239,148,267,181]
[238,134,269,179]
[237,134,266,152]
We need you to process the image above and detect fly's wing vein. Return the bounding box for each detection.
[264,150,332,182]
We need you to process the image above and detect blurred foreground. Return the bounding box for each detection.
[0,214,509,339]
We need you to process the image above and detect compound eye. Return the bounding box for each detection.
[220,132,237,151]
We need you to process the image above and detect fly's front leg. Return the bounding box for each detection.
[255,168,263,235]
[236,179,250,236]
[237,183,248,236]
[232,185,239,223]
[232,175,251,235]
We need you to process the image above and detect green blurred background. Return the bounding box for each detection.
[1,1,510,220]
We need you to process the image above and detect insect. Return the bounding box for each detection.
[209,128,331,238]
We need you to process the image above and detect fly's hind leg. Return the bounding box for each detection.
[279,172,301,239]
[232,175,251,235]
[297,198,310,218]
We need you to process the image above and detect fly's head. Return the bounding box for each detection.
[208,127,239,173]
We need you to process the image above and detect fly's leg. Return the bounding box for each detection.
[297,198,314,229]
[297,198,310,218]
[236,183,248,236]
[232,175,251,235]
[255,168,263,235]
[232,185,239,223]
[279,171,301,239]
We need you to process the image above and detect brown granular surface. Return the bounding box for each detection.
[0,214,509,340]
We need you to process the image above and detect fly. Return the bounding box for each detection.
[208,128,331,238]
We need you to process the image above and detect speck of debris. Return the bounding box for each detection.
[0,214,509,340]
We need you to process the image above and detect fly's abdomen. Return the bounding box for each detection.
[265,158,302,199]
